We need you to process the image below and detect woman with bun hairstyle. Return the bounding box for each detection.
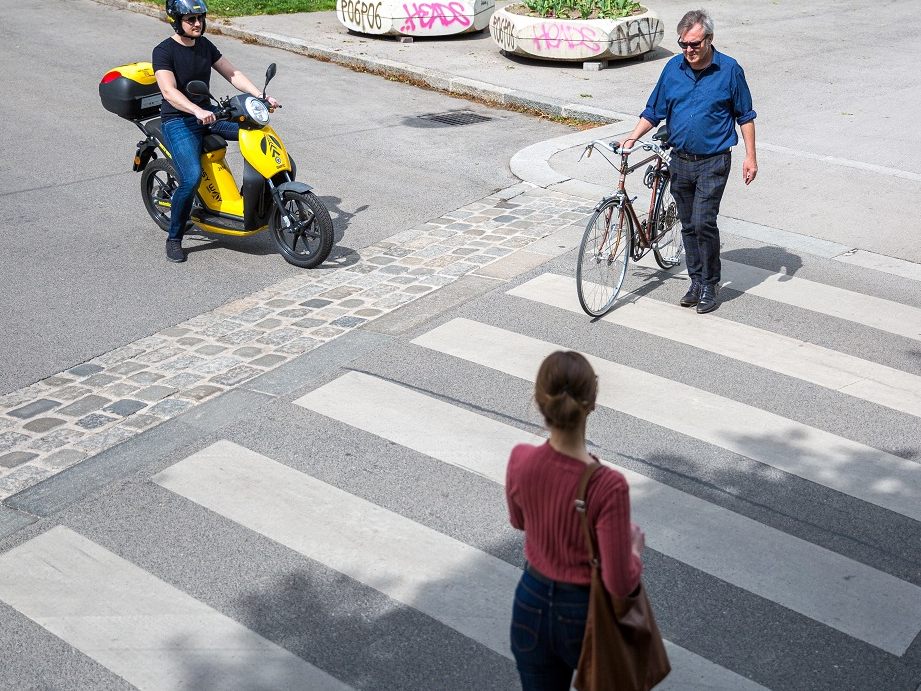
[506,351,645,689]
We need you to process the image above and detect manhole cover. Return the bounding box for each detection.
[417,110,493,126]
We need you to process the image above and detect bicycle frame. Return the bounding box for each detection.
[616,150,667,255]
[582,138,671,256]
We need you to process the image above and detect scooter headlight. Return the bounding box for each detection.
[245,97,270,125]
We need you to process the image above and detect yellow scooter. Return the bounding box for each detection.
[100,62,333,268]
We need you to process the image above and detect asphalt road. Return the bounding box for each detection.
[0,0,569,395]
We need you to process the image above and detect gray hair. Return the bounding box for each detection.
[677,9,714,37]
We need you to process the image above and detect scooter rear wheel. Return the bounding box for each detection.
[270,191,334,269]
[141,157,179,233]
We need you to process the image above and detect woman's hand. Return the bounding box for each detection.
[630,523,645,556]
[265,95,280,111]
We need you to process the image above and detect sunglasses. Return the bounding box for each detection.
[678,38,707,50]
[182,15,205,24]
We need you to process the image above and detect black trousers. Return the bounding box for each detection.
[669,152,731,286]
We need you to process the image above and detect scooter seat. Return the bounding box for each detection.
[143,118,226,152]
[145,117,165,145]
[202,134,227,152]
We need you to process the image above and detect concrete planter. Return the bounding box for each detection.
[337,0,495,36]
[489,5,663,61]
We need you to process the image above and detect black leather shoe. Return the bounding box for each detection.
[166,238,186,263]
[679,280,702,307]
[696,284,719,313]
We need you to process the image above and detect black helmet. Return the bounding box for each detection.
[166,0,208,36]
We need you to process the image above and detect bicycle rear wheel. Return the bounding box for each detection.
[577,198,632,317]
[652,176,683,270]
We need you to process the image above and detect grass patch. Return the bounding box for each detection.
[210,0,336,16]
[140,0,335,17]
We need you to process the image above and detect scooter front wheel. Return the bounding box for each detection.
[141,157,178,232]
[270,191,334,269]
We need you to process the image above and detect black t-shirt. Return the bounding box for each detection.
[152,36,222,121]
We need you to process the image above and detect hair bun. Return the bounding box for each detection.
[534,351,598,431]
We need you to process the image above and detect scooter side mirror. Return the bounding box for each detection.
[186,80,212,99]
[262,63,277,100]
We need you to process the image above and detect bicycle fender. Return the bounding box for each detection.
[594,194,622,211]
[275,181,314,196]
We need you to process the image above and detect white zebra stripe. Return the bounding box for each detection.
[628,253,921,342]
[154,440,519,659]
[0,526,350,691]
[717,259,921,342]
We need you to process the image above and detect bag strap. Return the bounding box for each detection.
[575,461,604,568]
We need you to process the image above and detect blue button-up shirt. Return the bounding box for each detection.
[640,48,756,155]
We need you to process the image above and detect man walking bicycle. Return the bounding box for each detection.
[622,9,757,313]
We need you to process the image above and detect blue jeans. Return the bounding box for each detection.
[669,152,731,286]
[160,115,239,240]
[510,570,590,691]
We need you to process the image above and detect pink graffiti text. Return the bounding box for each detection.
[531,23,602,54]
[400,2,472,32]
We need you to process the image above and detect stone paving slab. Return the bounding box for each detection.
[0,184,589,501]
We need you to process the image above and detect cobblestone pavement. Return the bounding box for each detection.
[0,183,589,500]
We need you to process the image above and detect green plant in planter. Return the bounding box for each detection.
[522,0,640,19]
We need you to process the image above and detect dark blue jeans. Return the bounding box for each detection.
[160,115,239,240]
[510,570,589,691]
[669,152,731,286]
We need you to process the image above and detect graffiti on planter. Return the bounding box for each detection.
[530,22,603,55]
[400,2,472,32]
[339,0,384,31]
[490,13,517,51]
[610,16,663,56]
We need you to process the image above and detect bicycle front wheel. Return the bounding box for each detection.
[652,176,683,270]
[577,199,632,317]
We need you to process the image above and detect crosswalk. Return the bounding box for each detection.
[1,249,920,689]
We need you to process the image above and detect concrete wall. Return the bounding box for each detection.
[337,0,494,36]
[490,7,663,61]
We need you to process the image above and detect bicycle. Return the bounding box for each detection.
[575,129,682,317]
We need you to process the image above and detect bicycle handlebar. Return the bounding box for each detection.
[580,138,670,165]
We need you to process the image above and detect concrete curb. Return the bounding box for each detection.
[212,25,622,123]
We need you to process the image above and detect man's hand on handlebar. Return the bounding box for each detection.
[194,107,216,125]
[265,95,281,111]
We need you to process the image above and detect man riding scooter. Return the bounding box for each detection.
[153,0,280,263]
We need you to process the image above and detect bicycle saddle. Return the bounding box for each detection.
[652,127,670,147]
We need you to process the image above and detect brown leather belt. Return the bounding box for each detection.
[525,563,590,592]
[673,149,729,162]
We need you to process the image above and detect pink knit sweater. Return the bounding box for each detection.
[506,442,643,598]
